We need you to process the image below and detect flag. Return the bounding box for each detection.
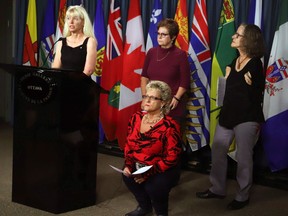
[39,0,55,68]
[174,0,189,52]
[262,0,288,171]
[92,0,106,83]
[210,0,236,145]
[146,0,163,52]
[93,0,106,144]
[55,0,67,41]
[22,0,38,66]
[186,0,211,151]
[117,0,146,148]
[247,0,264,66]
[247,0,263,28]
[99,0,123,144]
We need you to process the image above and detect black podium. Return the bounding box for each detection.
[0,63,100,213]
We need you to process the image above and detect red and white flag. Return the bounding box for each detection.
[99,0,123,143]
[117,0,146,148]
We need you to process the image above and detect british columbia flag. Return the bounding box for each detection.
[186,0,211,151]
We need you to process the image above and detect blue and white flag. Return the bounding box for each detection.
[39,0,55,67]
[247,0,263,28]
[146,0,162,52]
[262,0,288,171]
[186,0,211,151]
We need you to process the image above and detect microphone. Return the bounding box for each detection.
[42,37,63,67]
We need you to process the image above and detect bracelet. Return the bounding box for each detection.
[173,96,180,102]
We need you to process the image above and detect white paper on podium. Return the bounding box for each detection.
[109,164,153,175]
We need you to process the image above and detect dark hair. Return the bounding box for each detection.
[241,24,266,58]
[157,18,179,44]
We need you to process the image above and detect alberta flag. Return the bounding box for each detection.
[262,0,288,171]
[146,0,162,52]
[186,0,211,151]
[39,0,55,68]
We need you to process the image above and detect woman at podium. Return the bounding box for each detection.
[52,5,97,76]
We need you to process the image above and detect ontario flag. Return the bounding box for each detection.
[262,0,288,171]
[99,0,123,144]
[117,0,146,148]
[186,0,211,151]
[22,0,38,66]
[39,0,55,68]
[146,0,162,52]
[55,0,66,41]
[174,0,189,52]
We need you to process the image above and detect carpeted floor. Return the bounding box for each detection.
[1,123,288,216]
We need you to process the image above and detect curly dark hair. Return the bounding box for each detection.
[241,24,266,58]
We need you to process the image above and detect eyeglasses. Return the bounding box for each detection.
[142,95,163,101]
[234,32,244,38]
[157,32,169,37]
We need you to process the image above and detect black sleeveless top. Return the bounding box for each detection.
[61,37,89,72]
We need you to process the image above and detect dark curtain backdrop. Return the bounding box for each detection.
[15,0,280,68]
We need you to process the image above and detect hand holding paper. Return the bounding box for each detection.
[109,164,153,175]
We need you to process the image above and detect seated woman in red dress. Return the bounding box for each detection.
[122,80,182,216]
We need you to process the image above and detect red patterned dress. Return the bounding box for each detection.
[124,111,182,179]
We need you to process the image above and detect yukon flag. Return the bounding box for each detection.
[117,0,146,148]
[22,0,37,66]
[55,0,66,41]
[262,0,288,171]
[174,0,189,52]
[186,0,211,151]
[39,0,55,68]
[210,0,236,145]
[99,0,123,144]
[146,0,162,52]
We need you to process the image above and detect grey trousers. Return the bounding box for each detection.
[209,122,260,201]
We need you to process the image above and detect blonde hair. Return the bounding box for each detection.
[146,80,172,115]
[63,5,95,38]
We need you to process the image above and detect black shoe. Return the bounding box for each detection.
[125,206,153,216]
[196,189,225,199]
[227,199,249,210]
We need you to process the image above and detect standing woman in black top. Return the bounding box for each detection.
[52,5,97,75]
[196,24,266,210]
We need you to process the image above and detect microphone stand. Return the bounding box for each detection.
[42,38,63,67]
